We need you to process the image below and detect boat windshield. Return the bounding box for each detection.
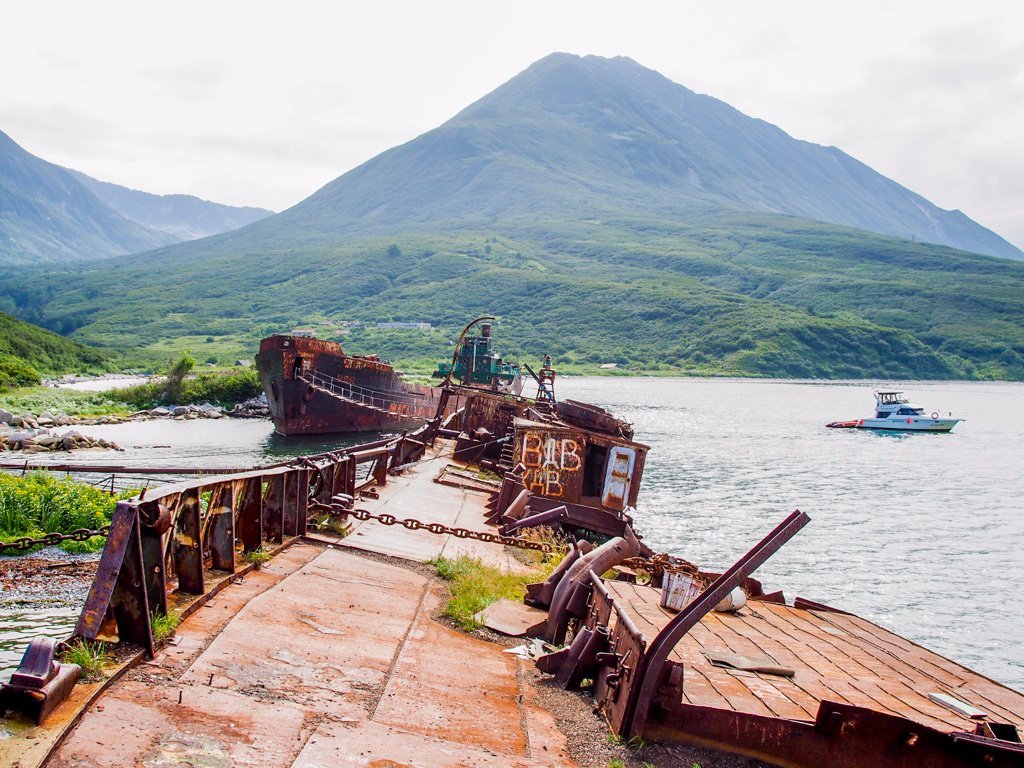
[876,392,909,405]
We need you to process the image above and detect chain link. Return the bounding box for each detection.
[309,501,557,553]
[621,554,702,578]
[0,525,111,555]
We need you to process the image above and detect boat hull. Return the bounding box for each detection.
[256,335,445,435]
[828,417,960,432]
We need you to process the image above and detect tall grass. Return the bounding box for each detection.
[0,472,133,554]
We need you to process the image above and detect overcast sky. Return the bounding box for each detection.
[4,1,1022,249]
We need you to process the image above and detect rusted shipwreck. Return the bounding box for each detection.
[3,364,1024,767]
[256,333,446,434]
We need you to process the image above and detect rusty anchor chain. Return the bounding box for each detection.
[0,525,112,554]
[309,500,559,553]
[621,554,703,579]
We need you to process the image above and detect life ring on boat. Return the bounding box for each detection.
[931,411,938,420]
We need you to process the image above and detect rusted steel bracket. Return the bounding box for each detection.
[622,510,810,738]
[76,501,156,657]
[500,504,567,535]
[0,636,81,724]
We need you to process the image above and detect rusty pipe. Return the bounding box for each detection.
[526,539,593,608]
[545,532,641,644]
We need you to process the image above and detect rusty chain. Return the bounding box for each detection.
[309,501,559,553]
[622,554,702,578]
[0,525,112,555]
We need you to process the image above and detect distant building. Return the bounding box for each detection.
[599,363,618,369]
[291,328,316,337]
[376,322,432,330]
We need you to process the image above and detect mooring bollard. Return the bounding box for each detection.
[0,636,81,725]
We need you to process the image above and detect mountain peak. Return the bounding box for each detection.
[291,53,1020,260]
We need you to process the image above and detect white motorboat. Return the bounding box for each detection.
[827,390,961,432]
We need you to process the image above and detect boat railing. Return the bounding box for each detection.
[300,370,426,412]
[71,417,444,660]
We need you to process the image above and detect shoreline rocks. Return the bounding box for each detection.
[0,395,271,453]
[1,425,122,453]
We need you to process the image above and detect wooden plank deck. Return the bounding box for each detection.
[604,580,1024,734]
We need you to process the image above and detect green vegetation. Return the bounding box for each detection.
[0,311,113,392]
[0,472,132,554]
[151,612,181,642]
[0,386,135,418]
[429,554,547,631]
[107,361,260,410]
[2,55,1023,381]
[60,639,110,680]
[4,214,1022,381]
[241,548,273,569]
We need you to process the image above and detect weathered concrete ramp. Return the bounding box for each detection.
[48,545,572,767]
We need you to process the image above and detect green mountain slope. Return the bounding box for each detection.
[0,131,176,265]
[5,212,1022,379]
[0,311,112,389]
[67,169,273,241]
[1,54,1022,380]
[278,53,1021,260]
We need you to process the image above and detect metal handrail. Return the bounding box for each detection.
[300,370,425,412]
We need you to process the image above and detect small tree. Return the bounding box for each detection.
[163,351,195,402]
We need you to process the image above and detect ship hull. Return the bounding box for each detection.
[256,335,445,436]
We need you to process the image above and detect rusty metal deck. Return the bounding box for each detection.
[45,545,572,767]
[319,443,530,571]
[604,580,1024,735]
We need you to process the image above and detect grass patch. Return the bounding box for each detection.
[428,554,547,631]
[0,386,133,418]
[60,639,110,681]
[0,472,133,555]
[151,612,181,642]
[241,548,273,568]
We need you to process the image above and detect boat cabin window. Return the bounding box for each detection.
[582,444,608,498]
[897,407,924,416]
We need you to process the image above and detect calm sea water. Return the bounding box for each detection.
[2,378,1022,692]
[560,378,1024,690]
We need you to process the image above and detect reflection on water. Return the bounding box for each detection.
[260,429,391,459]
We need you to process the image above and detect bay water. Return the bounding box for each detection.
[2,378,1021,692]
